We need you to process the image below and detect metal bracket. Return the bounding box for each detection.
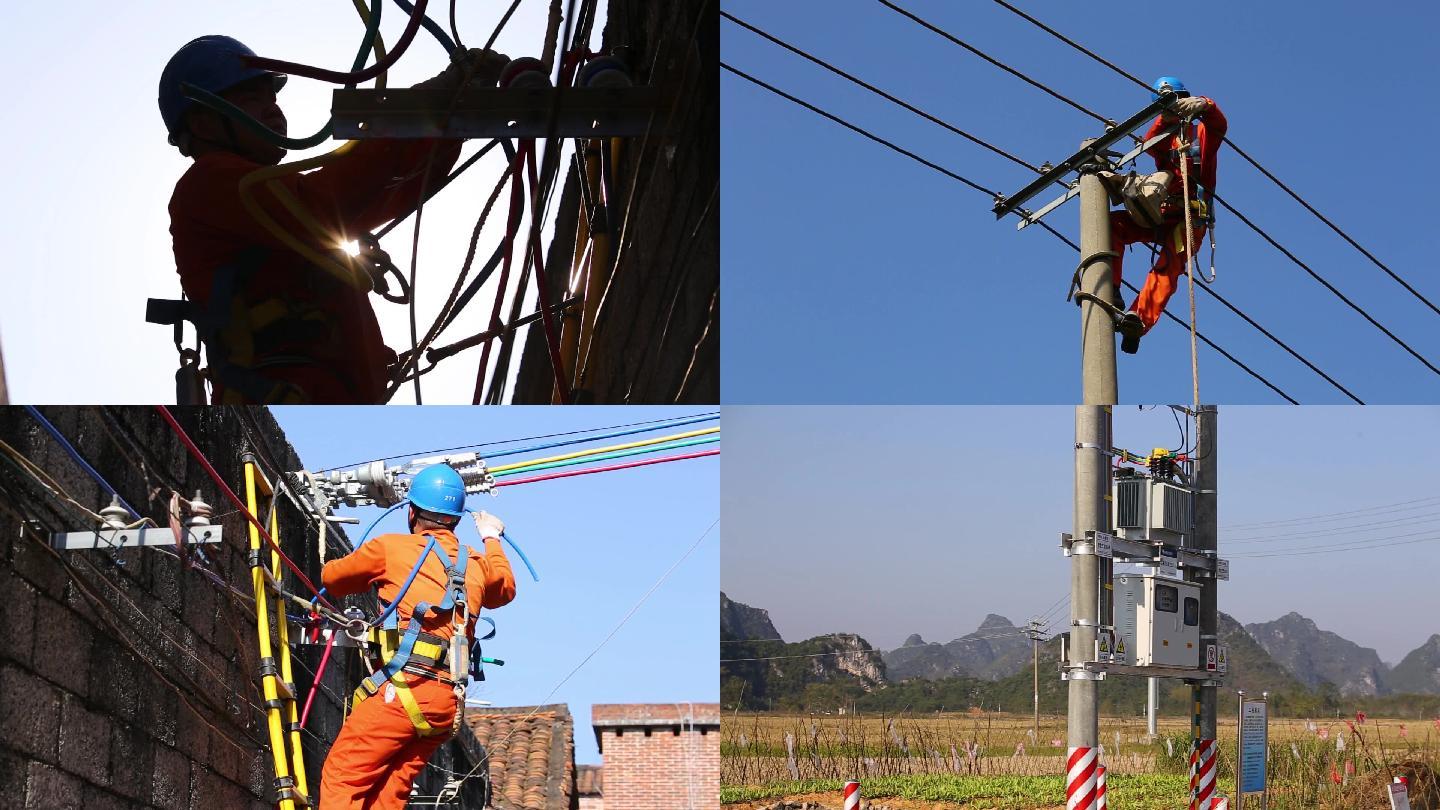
[1016,121,1183,231]
[1076,660,1226,681]
[50,525,223,552]
[993,92,1178,219]
[331,86,667,139]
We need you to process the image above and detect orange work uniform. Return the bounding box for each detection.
[1110,97,1227,333]
[168,138,461,404]
[318,529,515,809]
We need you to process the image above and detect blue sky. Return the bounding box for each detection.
[272,406,718,763]
[721,0,1440,404]
[721,405,1440,665]
[0,1,601,404]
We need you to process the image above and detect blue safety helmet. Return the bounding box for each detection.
[1151,76,1189,101]
[158,35,286,146]
[408,464,467,517]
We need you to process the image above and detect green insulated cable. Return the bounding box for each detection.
[492,436,721,478]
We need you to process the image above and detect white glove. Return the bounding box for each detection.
[1172,97,1210,120]
[472,510,505,540]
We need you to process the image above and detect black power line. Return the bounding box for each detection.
[987,0,1440,320]
[722,62,1298,404]
[875,0,1440,380]
[721,21,1348,402]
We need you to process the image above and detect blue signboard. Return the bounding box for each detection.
[1239,699,1268,794]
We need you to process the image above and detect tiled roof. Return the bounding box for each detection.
[589,703,721,727]
[575,764,602,797]
[464,704,576,810]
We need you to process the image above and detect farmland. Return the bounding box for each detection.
[722,711,1440,809]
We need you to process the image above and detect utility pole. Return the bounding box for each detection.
[1026,618,1045,741]
[1068,405,1109,800]
[1147,676,1159,739]
[1194,406,1219,743]
[1077,139,1119,404]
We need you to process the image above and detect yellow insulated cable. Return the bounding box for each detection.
[487,427,721,474]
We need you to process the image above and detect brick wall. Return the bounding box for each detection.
[592,705,719,810]
[514,0,718,404]
[0,407,364,809]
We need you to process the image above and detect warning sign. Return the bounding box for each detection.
[1098,628,1113,661]
[1206,644,1218,671]
[1115,636,1127,664]
[1217,646,1228,674]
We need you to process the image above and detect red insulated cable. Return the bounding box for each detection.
[523,145,573,404]
[241,0,430,85]
[493,449,720,487]
[153,406,332,608]
[299,628,339,729]
[472,141,529,403]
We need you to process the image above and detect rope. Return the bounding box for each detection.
[1179,132,1200,413]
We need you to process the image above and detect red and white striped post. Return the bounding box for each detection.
[1066,747,1098,810]
[843,781,860,810]
[1095,765,1107,810]
[1205,798,1229,810]
[1189,739,1217,810]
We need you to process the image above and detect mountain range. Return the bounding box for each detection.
[720,593,1440,708]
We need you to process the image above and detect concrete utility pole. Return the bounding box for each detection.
[1069,405,1110,767]
[1194,406,1219,742]
[1026,618,1045,741]
[1147,677,1159,739]
[1077,138,1119,405]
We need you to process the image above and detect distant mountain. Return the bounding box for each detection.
[883,614,1030,682]
[1246,612,1389,696]
[720,592,781,641]
[1388,635,1440,695]
[1217,611,1309,695]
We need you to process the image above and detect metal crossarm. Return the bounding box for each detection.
[331,86,665,139]
[993,91,1178,219]
[244,456,311,810]
[1015,121,1182,230]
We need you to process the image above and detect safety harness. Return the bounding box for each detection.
[353,533,494,738]
[147,247,366,404]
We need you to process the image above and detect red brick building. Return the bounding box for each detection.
[590,703,720,810]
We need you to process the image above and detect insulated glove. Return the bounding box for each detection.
[472,510,505,540]
[413,48,511,92]
[1169,96,1210,121]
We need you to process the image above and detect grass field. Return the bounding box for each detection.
[722,711,1440,809]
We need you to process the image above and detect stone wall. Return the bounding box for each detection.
[515,0,718,404]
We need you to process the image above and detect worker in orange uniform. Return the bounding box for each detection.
[318,464,517,809]
[1108,76,1227,354]
[158,36,508,403]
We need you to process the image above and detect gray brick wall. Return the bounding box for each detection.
[0,407,359,810]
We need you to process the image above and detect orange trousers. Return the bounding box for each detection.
[1110,212,1207,334]
[319,676,456,809]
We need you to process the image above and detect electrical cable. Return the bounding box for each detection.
[23,406,143,518]
[1220,495,1440,531]
[723,62,1305,404]
[493,448,719,488]
[492,435,719,478]
[487,426,719,474]
[154,406,332,607]
[439,515,718,789]
[721,11,1042,173]
[393,0,459,54]
[318,411,718,471]
[182,0,387,150]
[485,412,719,459]
[1224,510,1440,544]
[243,0,430,84]
[724,20,1359,404]
[879,0,1433,379]
[987,0,1440,320]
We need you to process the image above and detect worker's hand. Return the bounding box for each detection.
[472,510,505,540]
[1171,97,1209,120]
[413,48,511,92]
